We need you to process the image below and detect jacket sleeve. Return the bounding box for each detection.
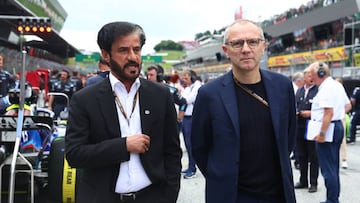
[191,86,212,176]
[288,80,297,154]
[162,88,182,202]
[173,90,187,112]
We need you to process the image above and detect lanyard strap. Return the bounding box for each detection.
[233,76,269,108]
[114,90,139,126]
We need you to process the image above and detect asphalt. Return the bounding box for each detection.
[177,134,360,203]
[3,133,359,203]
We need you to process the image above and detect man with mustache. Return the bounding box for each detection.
[65,21,182,203]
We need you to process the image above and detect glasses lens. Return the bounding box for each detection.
[227,38,262,49]
[247,39,260,48]
[231,40,244,49]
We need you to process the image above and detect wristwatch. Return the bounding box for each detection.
[319,131,325,137]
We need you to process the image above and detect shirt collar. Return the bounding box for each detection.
[109,72,141,93]
[318,77,332,90]
[304,84,314,90]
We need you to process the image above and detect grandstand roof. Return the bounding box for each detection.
[0,0,79,58]
[263,0,360,38]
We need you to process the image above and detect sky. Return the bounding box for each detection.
[58,0,310,55]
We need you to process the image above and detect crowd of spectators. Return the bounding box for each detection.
[261,0,343,28]
[260,0,351,57]
[268,32,344,57]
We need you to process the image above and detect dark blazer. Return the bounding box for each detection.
[295,85,318,127]
[65,77,182,203]
[191,69,296,203]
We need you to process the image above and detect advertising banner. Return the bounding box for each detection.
[268,47,348,67]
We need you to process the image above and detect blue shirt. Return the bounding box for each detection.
[0,70,15,98]
[84,71,109,87]
[351,87,360,111]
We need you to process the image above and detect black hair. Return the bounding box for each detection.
[147,64,164,82]
[97,21,146,53]
[185,69,198,83]
[50,69,59,76]
[61,69,70,79]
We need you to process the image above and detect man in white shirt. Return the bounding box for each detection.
[65,21,181,203]
[181,70,202,179]
[309,62,350,203]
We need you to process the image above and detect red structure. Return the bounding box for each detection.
[26,68,50,101]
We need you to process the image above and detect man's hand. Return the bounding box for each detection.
[298,110,311,118]
[177,111,185,123]
[126,134,150,153]
[314,134,326,143]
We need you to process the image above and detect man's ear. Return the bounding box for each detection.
[101,49,110,64]
[222,45,230,59]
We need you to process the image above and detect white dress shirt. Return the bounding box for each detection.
[311,77,350,122]
[109,73,152,193]
[182,80,202,116]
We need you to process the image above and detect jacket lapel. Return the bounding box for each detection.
[220,71,240,137]
[261,70,281,140]
[138,79,153,136]
[96,78,121,137]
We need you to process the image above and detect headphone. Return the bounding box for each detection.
[148,64,164,82]
[317,62,326,78]
[186,70,197,83]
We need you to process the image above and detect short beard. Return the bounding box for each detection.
[109,57,140,81]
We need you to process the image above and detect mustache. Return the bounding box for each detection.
[124,61,140,68]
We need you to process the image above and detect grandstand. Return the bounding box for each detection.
[175,0,360,80]
[174,28,230,79]
[263,0,360,78]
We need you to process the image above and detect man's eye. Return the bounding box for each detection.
[133,47,141,53]
[232,41,244,47]
[248,39,258,45]
[118,48,128,53]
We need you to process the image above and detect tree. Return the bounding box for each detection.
[195,33,204,41]
[204,30,211,36]
[195,30,212,41]
[154,40,184,52]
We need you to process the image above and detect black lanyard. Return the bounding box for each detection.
[113,90,139,126]
[233,76,269,108]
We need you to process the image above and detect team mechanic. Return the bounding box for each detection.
[0,55,15,114]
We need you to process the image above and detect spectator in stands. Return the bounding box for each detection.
[84,57,110,87]
[0,54,15,114]
[191,19,296,203]
[48,69,75,119]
